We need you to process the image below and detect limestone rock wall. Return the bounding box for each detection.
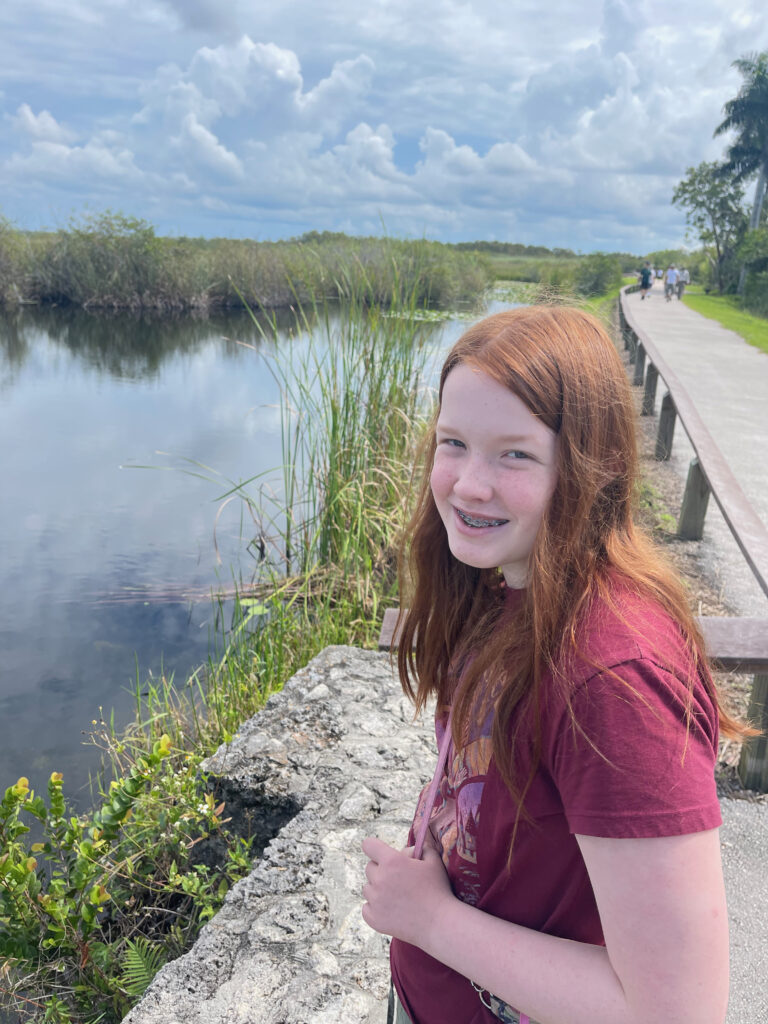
[124,646,433,1024]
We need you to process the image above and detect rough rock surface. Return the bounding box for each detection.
[124,646,433,1024]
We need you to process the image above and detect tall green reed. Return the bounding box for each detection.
[199,249,440,740]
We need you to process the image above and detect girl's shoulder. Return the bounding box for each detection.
[567,577,695,687]
[538,578,720,787]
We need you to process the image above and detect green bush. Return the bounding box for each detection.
[33,212,163,309]
[0,215,30,304]
[0,735,254,1022]
[538,261,576,292]
[743,270,768,316]
[573,253,622,297]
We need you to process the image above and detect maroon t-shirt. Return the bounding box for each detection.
[390,584,722,1024]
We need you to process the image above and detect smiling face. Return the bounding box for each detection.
[430,364,559,589]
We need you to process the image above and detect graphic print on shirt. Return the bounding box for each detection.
[412,708,494,906]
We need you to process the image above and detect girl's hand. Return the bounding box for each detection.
[361,836,454,948]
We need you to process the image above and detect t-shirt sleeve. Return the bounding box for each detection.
[547,657,722,838]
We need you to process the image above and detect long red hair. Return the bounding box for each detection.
[397,305,744,814]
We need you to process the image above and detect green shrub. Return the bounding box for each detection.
[538,261,576,292]
[743,270,768,317]
[34,212,163,309]
[0,735,255,1022]
[573,253,622,297]
[0,214,30,303]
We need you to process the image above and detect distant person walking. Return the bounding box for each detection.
[677,267,690,300]
[664,264,679,301]
[638,261,653,299]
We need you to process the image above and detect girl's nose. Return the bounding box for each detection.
[452,456,494,502]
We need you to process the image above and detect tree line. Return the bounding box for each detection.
[673,52,768,315]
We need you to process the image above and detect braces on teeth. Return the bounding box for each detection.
[457,509,508,528]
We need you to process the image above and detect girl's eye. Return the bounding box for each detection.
[439,438,465,449]
[505,450,531,460]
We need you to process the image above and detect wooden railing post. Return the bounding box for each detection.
[627,331,637,363]
[678,458,712,540]
[739,673,768,791]
[655,391,676,461]
[633,343,646,386]
[642,363,658,416]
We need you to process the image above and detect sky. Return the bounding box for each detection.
[1,0,767,254]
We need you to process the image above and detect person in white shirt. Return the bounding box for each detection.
[664,265,679,301]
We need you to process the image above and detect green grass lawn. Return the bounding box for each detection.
[682,286,768,355]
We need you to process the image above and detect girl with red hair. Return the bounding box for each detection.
[362,306,739,1024]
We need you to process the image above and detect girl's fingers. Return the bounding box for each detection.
[361,835,391,862]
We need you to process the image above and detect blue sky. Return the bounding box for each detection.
[2,0,767,252]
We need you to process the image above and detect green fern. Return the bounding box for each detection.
[119,937,167,998]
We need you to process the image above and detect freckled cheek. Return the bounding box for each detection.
[429,460,452,505]
[499,475,557,519]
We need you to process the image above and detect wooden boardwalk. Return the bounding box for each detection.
[626,287,768,616]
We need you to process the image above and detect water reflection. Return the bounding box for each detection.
[0,300,505,805]
[0,305,299,802]
[0,304,305,385]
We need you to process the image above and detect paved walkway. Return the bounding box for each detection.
[626,286,768,616]
[626,287,768,1023]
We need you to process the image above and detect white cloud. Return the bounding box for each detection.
[173,113,244,181]
[2,0,768,249]
[133,68,221,129]
[419,128,483,176]
[297,55,375,133]
[10,104,77,144]
[134,37,374,140]
[600,0,643,56]
[5,139,144,186]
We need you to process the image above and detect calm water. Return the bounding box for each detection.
[1,302,490,804]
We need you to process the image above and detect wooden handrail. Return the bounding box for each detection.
[378,608,768,672]
[619,286,768,601]
[619,286,768,790]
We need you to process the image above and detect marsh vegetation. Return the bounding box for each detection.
[0,263,451,1022]
[0,213,490,313]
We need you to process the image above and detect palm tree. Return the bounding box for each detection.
[714,52,768,293]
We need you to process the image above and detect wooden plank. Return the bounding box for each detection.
[698,617,768,672]
[678,458,711,541]
[642,363,658,416]
[738,673,768,790]
[621,287,768,600]
[379,608,768,671]
[378,607,402,650]
[656,391,676,461]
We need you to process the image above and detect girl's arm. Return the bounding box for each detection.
[362,828,729,1024]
